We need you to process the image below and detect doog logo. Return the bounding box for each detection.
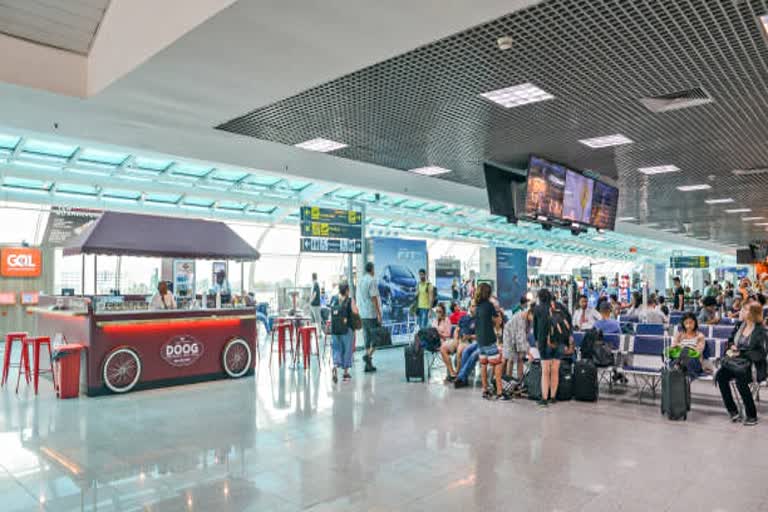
[160,335,205,367]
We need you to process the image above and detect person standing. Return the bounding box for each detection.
[673,277,685,311]
[309,273,323,338]
[329,283,358,383]
[415,268,435,329]
[533,288,566,407]
[474,283,504,400]
[357,262,382,373]
[150,281,177,310]
[451,278,460,301]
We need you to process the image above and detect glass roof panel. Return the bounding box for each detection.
[243,175,282,187]
[78,149,128,166]
[2,177,51,190]
[133,157,172,171]
[210,169,248,182]
[333,188,364,199]
[102,189,141,200]
[286,180,311,191]
[145,193,181,204]
[183,197,215,208]
[218,200,247,210]
[56,183,98,195]
[0,134,21,150]
[402,200,426,209]
[172,164,214,178]
[23,139,77,158]
[251,205,277,214]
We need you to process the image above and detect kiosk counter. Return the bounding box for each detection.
[32,295,256,395]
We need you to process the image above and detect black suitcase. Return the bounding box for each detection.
[525,361,542,400]
[404,345,425,382]
[556,358,574,401]
[661,366,690,420]
[573,359,598,401]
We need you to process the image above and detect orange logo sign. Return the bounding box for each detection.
[1,248,42,277]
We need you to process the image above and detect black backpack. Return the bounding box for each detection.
[548,303,572,346]
[580,328,602,360]
[418,327,441,352]
[330,297,350,335]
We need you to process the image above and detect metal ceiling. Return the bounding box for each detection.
[0,0,110,55]
[0,130,728,264]
[217,0,768,247]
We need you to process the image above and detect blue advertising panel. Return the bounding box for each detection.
[496,247,528,310]
[371,237,428,324]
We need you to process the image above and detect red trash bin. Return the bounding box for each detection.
[53,344,84,399]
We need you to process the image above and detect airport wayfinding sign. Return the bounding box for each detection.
[299,206,362,253]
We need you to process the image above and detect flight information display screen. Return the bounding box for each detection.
[590,181,619,230]
[524,156,565,220]
[562,169,594,224]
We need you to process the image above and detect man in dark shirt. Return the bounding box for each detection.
[673,277,685,311]
[310,273,323,338]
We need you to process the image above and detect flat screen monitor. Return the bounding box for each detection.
[590,181,619,230]
[21,291,39,305]
[562,169,594,224]
[524,156,565,221]
[483,163,526,221]
[736,249,753,264]
[61,288,75,296]
[749,241,768,262]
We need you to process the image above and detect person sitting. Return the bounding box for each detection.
[594,301,621,334]
[435,304,459,382]
[697,296,720,325]
[503,302,533,385]
[448,301,467,325]
[639,296,667,324]
[573,294,601,330]
[727,296,743,319]
[625,292,643,317]
[717,303,767,426]
[670,312,706,375]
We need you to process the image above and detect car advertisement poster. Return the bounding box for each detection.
[496,247,528,311]
[370,237,427,325]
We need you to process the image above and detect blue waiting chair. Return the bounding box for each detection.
[635,323,665,336]
[711,325,735,340]
[572,331,584,348]
[623,335,665,401]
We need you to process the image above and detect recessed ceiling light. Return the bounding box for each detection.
[705,198,734,204]
[754,222,768,226]
[617,216,636,221]
[676,184,711,191]
[408,166,452,176]
[294,138,348,153]
[480,83,554,108]
[732,167,768,176]
[742,216,765,221]
[661,228,678,232]
[759,14,768,39]
[725,208,752,213]
[578,134,633,148]
[638,165,680,175]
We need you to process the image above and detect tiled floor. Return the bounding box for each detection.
[0,347,766,512]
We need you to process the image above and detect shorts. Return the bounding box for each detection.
[539,342,563,361]
[503,337,529,360]
[478,345,502,365]
[361,318,380,350]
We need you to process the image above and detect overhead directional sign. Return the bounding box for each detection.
[670,256,709,269]
[300,206,362,254]
[300,238,362,253]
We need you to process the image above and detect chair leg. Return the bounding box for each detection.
[33,341,41,395]
[47,342,57,391]
[16,344,29,394]
[1,340,11,386]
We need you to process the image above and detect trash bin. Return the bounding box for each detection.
[53,343,84,399]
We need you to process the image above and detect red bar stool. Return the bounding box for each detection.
[16,336,56,394]
[296,325,321,369]
[269,321,294,365]
[2,332,29,387]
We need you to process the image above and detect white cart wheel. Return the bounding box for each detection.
[222,338,252,378]
[103,348,142,393]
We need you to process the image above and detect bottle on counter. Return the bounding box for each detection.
[215,291,222,309]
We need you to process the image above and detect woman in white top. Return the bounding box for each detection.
[671,312,705,374]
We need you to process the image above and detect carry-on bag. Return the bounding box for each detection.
[556,358,574,401]
[573,359,598,401]
[404,344,425,382]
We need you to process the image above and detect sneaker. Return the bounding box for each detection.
[444,375,456,383]
[332,368,338,384]
[499,393,512,401]
[549,398,557,405]
[362,354,370,365]
[454,379,467,389]
[744,417,759,426]
[730,412,742,423]
[537,399,548,407]
[482,391,493,400]
[343,373,351,382]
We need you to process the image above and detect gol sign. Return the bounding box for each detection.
[160,335,205,367]
[0,248,42,277]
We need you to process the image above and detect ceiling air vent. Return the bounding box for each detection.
[639,87,713,113]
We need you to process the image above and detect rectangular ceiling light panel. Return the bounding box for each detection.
[704,198,734,204]
[725,208,751,213]
[408,166,452,176]
[294,138,348,152]
[638,165,680,175]
[480,83,554,108]
[578,134,633,148]
[676,184,711,191]
[742,217,765,221]
[732,167,768,176]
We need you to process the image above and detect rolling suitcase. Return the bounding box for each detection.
[524,361,542,400]
[660,366,689,420]
[573,359,598,401]
[556,358,574,401]
[404,344,425,382]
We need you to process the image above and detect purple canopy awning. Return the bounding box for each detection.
[62,212,260,261]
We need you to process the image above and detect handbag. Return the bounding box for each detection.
[721,356,751,379]
[349,310,363,330]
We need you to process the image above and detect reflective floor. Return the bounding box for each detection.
[0,347,766,512]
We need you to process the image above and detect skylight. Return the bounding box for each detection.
[294,138,348,152]
[676,184,711,191]
[480,83,554,108]
[704,198,734,204]
[408,166,452,176]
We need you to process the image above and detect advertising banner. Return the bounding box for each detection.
[435,258,461,303]
[370,237,427,326]
[0,247,42,278]
[495,247,527,310]
[42,206,101,246]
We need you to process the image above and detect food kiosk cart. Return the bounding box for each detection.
[31,212,260,396]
